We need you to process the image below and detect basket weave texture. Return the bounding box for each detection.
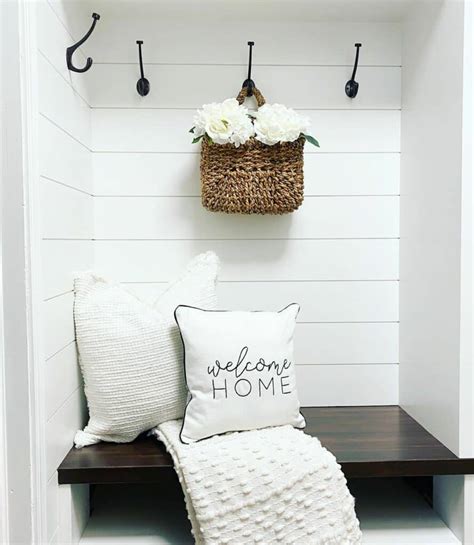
[200,87,305,215]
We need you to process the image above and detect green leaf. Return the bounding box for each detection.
[192,135,205,144]
[189,126,195,134]
[302,133,320,148]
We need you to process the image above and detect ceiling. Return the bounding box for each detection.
[77,0,414,23]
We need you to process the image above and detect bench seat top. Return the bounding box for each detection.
[58,406,474,484]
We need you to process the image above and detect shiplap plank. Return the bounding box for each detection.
[45,0,92,47]
[40,178,93,240]
[46,388,86,479]
[39,116,92,194]
[86,19,401,65]
[46,343,81,421]
[303,153,400,196]
[127,280,399,322]
[304,153,400,196]
[36,0,90,104]
[94,239,399,282]
[94,196,399,240]
[87,64,400,109]
[93,152,399,197]
[296,364,398,406]
[38,54,90,148]
[92,109,401,153]
[219,281,399,321]
[294,323,398,365]
[42,240,92,300]
[44,292,75,359]
[37,0,92,538]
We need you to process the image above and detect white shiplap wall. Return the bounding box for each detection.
[35,4,401,540]
[36,1,92,542]
[84,13,401,407]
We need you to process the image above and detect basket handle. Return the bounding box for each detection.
[236,86,266,108]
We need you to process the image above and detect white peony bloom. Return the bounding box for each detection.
[193,98,254,147]
[254,103,310,146]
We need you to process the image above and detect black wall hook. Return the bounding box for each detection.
[136,41,150,96]
[345,43,362,98]
[66,12,100,73]
[242,41,255,97]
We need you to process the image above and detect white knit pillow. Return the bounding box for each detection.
[73,252,219,448]
[176,304,306,443]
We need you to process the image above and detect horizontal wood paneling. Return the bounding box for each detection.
[38,12,401,423]
[39,115,92,195]
[41,281,399,365]
[40,178,93,240]
[219,280,399,321]
[296,364,398,406]
[43,292,75,359]
[55,279,398,365]
[94,195,399,240]
[46,343,81,421]
[93,152,400,197]
[127,281,399,365]
[94,239,399,282]
[36,0,90,104]
[294,323,398,365]
[38,53,90,148]
[86,20,401,65]
[87,64,401,109]
[38,1,92,540]
[46,388,86,479]
[92,109,401,153]
[41,240,92,300]
[128,280,399,322]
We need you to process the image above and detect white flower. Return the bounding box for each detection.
[193,98,254,147]
[254,103,310,146]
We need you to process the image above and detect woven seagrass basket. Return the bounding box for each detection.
[200,87,305,215]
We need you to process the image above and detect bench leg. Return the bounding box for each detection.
[58,484,89,544]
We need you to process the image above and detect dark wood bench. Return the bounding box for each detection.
[58,406,474,484]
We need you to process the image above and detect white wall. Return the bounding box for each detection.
[31,3,403,541]
[399,0,466,456]
[400,0,473,541]
[64,5,403,407]
[36,1,92,542]
[28,0,474,542]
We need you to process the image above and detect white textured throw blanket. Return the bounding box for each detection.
[155,420,362,545]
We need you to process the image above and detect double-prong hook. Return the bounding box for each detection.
[242,41,255,97]
[66,12,100,73]
[345,43,362,98]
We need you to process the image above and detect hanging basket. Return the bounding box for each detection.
[200,87,305,215]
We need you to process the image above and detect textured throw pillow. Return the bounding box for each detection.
[73,252,220,448]
[175,304,306,443]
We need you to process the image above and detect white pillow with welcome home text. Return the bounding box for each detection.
[175,304,306,443]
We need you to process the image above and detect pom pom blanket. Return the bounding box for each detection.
[154,420,362,544]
